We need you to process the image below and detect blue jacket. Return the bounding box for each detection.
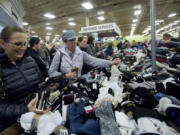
[0,49,43,130]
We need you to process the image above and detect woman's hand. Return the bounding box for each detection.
[65,71,77,79]
[27,98,51,114]
[110,58,121,67]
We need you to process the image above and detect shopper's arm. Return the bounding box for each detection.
[83,52,111,68]
[165,41,180,48]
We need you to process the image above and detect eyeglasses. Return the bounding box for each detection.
[8,41,28,47]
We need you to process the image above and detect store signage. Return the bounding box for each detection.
[81,23,121,36]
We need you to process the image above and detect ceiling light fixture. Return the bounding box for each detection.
[97,16,105,21]
[81,2,94,10]
[132,19,138,23]
[132,24,136,27]
[97,11,104,15]
[23,22,29,26]
[168,13,177,18]
[46,23,51,25]
[44,13,56,19]
[68,17,74,21]
[55,34,60,36]
[46,33,52,35]
[32,31,35,33]
[68,22,76,26]
[134,10,142,16]
[156,19,164,23]
[174,20,180,23]
[46,27,53,30]
[62,30,67,33]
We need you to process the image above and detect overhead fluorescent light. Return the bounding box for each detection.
[68,22,76,26]
[132,24,136,27]
[134,10,142,16]
[133,5,142,9]
[46,27,53,30]
[132,19,138,23]
[81,2,94,10]
[97,16,105,21]
[169,22,178,26]
[168,13,177,18]
[34,35,38,37]
[156,19,164,23]
[44,13,56,19]
[68,17,74,21]
[55,34,60,36]
[174,20,180,23]
[46,23,51,25]
[46,33,52,35]
[97,11,104,15]
[32,31,35,33]
[62,30,67,33]
[23,22,29,26]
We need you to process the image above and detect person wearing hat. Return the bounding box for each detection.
[48,30,120,80]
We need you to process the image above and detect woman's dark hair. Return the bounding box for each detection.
[87,36,94,44]
[77,36,85,46]
[0,26,24,42]
[29,37,40,47]
[163,33,171,38]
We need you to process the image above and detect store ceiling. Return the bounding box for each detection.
[20,0,180,40]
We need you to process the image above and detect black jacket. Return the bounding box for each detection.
[26,47,48,78]
[80,47,93,75]
[0,49,43,131]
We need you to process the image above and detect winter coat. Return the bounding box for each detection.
[26,47,48,78]
[48,46,110,78]
[0,49,43,131]
[86,44,96,56]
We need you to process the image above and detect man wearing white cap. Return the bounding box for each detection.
[49,30,120,79]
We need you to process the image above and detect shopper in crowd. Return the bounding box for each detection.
[137,42,143,49]
[95,43,100,53]
[49,30,121,79]
[86,36,96,56]
[77,36,94,75]
[0,26,49,133]
[123,40,130,49]
[117,42,123,50]
[27,37,48,79]
[77,36,87,52]
[39,42,51,68]
[105,42,114,58]
[159,33,180,49]
[50,45,57,59]
[132,40,137,48]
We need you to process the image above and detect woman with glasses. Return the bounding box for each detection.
[0,26,49,133]
[49,30,121,80]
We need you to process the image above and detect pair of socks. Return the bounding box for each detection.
[95,101,121,135]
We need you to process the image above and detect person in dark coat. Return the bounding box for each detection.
[0,26,49,132]
[50,45,57,59]
[77,36,93,75]
[105,42,114,58]
[27,37,48,79]
[86,36,96,56]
